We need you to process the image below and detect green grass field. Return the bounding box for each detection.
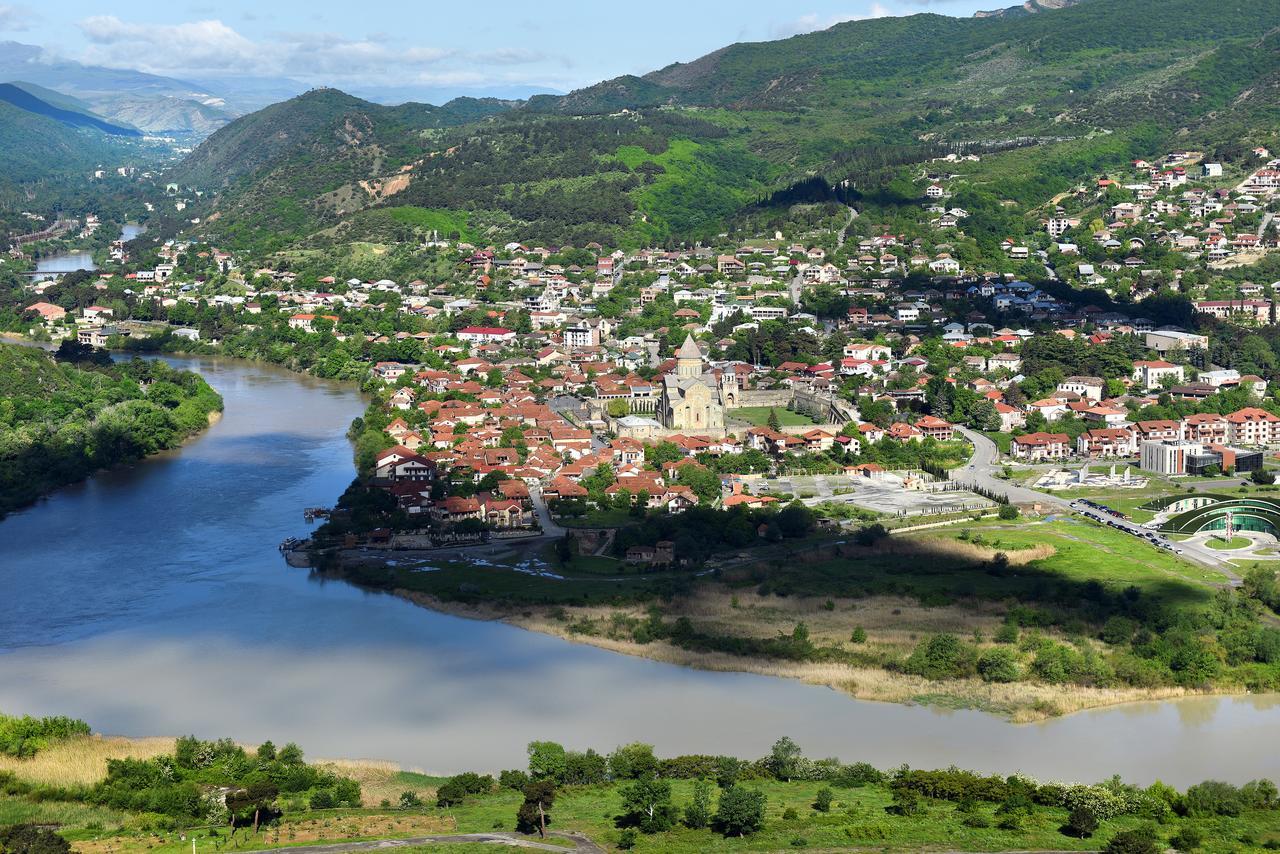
[753,517,1225,610]
[728,407,817,427]
[555,507,638,529]
[41,778,1280,854]
[1206,536,1250,551]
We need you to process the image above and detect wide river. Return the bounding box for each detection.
[1,356,1277,785]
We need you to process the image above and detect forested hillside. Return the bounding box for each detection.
[0,101,137,200]
[175,0,1280,251]
[0,343,223,515]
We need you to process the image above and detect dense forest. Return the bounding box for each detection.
[0,342,223,515]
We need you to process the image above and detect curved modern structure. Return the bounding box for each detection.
[1156,495,1280,536]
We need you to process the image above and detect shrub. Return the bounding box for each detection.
[684,779,713,829]
[994,622,1019,644]
[889,788,924,817]
[903,633,978,680]
[0,824,71,854]
[1184,780,1243,817]
[977,647,1022,683]
[0,715,91,758]
[1169,825,1204,852]
[813,787,833,812]
[782,807,799,820]
[850,626,867,644]
[831,762,884,788]
[998,504,1020,521]
[498,770,530,791]
[1102,824,1161,854]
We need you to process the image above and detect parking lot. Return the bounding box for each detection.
[747,473,994,518]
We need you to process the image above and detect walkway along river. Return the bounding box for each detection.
[0,356,1278,785]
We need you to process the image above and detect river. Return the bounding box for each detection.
[25,223,144,281]
[0,355,1277,785]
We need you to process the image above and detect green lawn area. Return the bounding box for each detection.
[728,407,817,427]
[1205,536,1250,551]
[765,517,1224,609]
[37,776,1280,854]
[556,507,638,529]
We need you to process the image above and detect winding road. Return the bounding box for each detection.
[952,426,1071,510]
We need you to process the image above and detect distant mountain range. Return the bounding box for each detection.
[0,83,140,136]
[0,42,240,134]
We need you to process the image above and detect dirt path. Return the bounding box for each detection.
[267,830,603,853]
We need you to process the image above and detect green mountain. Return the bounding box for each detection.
[178,0,1280,250]
[169,89,517,250]
[0,100,133,191]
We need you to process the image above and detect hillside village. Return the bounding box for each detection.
[10,142,1280,557]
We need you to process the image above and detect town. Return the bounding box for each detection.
[10,141,1280,566]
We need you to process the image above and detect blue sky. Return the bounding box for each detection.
[0,0,993,97]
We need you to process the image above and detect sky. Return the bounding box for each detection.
[0,0,995,100]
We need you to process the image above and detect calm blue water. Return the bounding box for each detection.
[0,356,1277,784]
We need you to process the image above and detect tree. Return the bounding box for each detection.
[813,787,833,812]
[527,741,567,782]
[676,465,722,505]
[713,786,767,837]
[1253,468,1276,485]
[768,736,803,781]
[775,502,815,538]
[767,408,782,431]
[684,779,713,829]
[516,781,557,837]
[618,776,678,833]
[226,781,279,834]
[1065,805,1099,838]
[608,743,659,780]
[998,504,1020,521]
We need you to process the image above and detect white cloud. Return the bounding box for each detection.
[0,3,36,32]
[771,4,896,37]
[72,14,569,89]
[79,16,263,73]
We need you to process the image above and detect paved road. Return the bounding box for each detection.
[269,831,603,853]
[952,426,1072,510]
[836,204,858,248]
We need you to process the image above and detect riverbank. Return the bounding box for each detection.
[0,343,225,517]
[314,515,1266,723]
[383,586,1207,723]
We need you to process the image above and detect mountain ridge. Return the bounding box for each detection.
[172,0,1280,249]
[0,82,140,136]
